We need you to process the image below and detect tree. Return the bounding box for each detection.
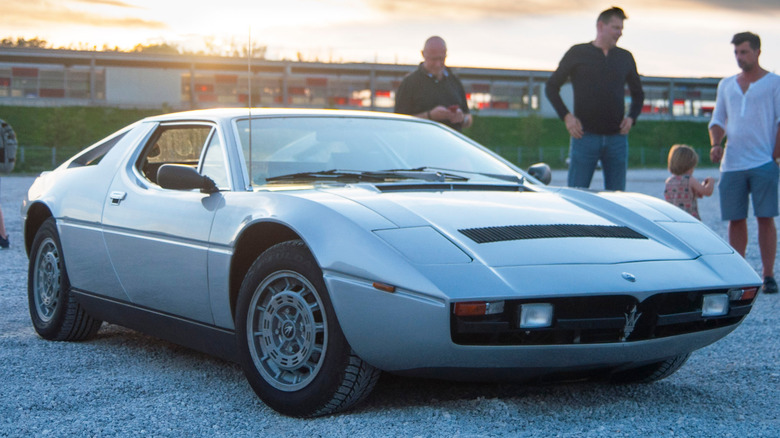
[0,35,267,59]
[132,43,181,55]
[1,37,49,48]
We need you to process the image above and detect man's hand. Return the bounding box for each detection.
[462,113,473,129]
[709,125,725,164]
[450,108,465,124]
[619,117,634,135]
[710,145,724,163]
[428,105,450,122]
[564,113,583,139]
[430,105,467,124]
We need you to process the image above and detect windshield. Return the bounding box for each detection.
[234,116,521,186]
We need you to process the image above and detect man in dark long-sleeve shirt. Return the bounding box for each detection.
[545,6,644,191]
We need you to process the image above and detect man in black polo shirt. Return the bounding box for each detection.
[394,36,473,131]
[545,6,644,191]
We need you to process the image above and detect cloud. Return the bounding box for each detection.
[362,0,780,18]
[362,0,584,18]
[692,0,780,12]
[74,0,140,7]
[0,0,165,30]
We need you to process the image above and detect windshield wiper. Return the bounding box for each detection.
[394,167,523,184]
[378,168,469,182]
[265,169,467,183]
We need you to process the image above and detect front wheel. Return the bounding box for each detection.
[235,240,380,417]
[28,218,102,341]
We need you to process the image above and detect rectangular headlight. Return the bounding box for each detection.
[518,303,554,328]
[702,294,729,317]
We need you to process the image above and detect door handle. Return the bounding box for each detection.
[109,191,127,205]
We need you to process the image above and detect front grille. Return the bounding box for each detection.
[459,224,647,244]
[451,290,753,346]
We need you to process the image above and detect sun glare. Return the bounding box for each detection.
[2,0,779,76]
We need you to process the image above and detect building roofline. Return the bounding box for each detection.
[0,46,721,84]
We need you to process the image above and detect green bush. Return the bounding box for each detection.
[1,106,164,173]
[463,115,713,169]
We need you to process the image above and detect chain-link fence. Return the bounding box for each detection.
[491,145,714,169]
[10,146,84,173]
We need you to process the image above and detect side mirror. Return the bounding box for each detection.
[527,162,552,185]
[157,164,218,193]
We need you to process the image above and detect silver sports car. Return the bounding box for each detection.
[23,108,760,417]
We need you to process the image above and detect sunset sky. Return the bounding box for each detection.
[2,0,779,78]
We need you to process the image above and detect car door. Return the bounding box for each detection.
[101,122,230,323]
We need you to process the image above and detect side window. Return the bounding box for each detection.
[136,124,212,185]
[200,131,229,189]
[68,130,129,168]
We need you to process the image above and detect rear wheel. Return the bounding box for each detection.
[28,218,102,341]
[235,240,380,417]
[610,353,690,383]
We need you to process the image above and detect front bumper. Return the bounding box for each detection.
[325,274,753,375]
[452,290,753,346]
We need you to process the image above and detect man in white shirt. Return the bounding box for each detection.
[709,31,780,294]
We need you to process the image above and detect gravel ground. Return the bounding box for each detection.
[1,169,778,437]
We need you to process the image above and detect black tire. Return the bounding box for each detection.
[28,218,102,341]
[235,240,380,417]
[610,353,691,384]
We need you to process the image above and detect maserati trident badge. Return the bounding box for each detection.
[621,305,642,341]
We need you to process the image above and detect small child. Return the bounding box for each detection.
[664,144,715,219]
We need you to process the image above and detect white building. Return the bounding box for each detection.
[0,47,719,120]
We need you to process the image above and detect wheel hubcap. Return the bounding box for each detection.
[33,238,61,322]
[247,271,327,391]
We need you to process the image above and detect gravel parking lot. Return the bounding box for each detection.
[1,169,778,437]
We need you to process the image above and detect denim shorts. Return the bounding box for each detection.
[719,161,779,220]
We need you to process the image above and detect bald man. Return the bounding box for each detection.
[394,36,473,131]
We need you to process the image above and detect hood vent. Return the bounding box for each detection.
[459,224,647,244]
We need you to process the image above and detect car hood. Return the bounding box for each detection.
[323,184,733,267]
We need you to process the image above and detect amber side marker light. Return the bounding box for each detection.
[454,301,505,316]
[372,282,396,293]
[728,287,758,301]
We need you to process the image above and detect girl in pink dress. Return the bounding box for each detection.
[664,144,715,219]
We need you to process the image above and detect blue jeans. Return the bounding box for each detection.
[567,133,628,191]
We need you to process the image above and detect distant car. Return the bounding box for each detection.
[23,108,760,417]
